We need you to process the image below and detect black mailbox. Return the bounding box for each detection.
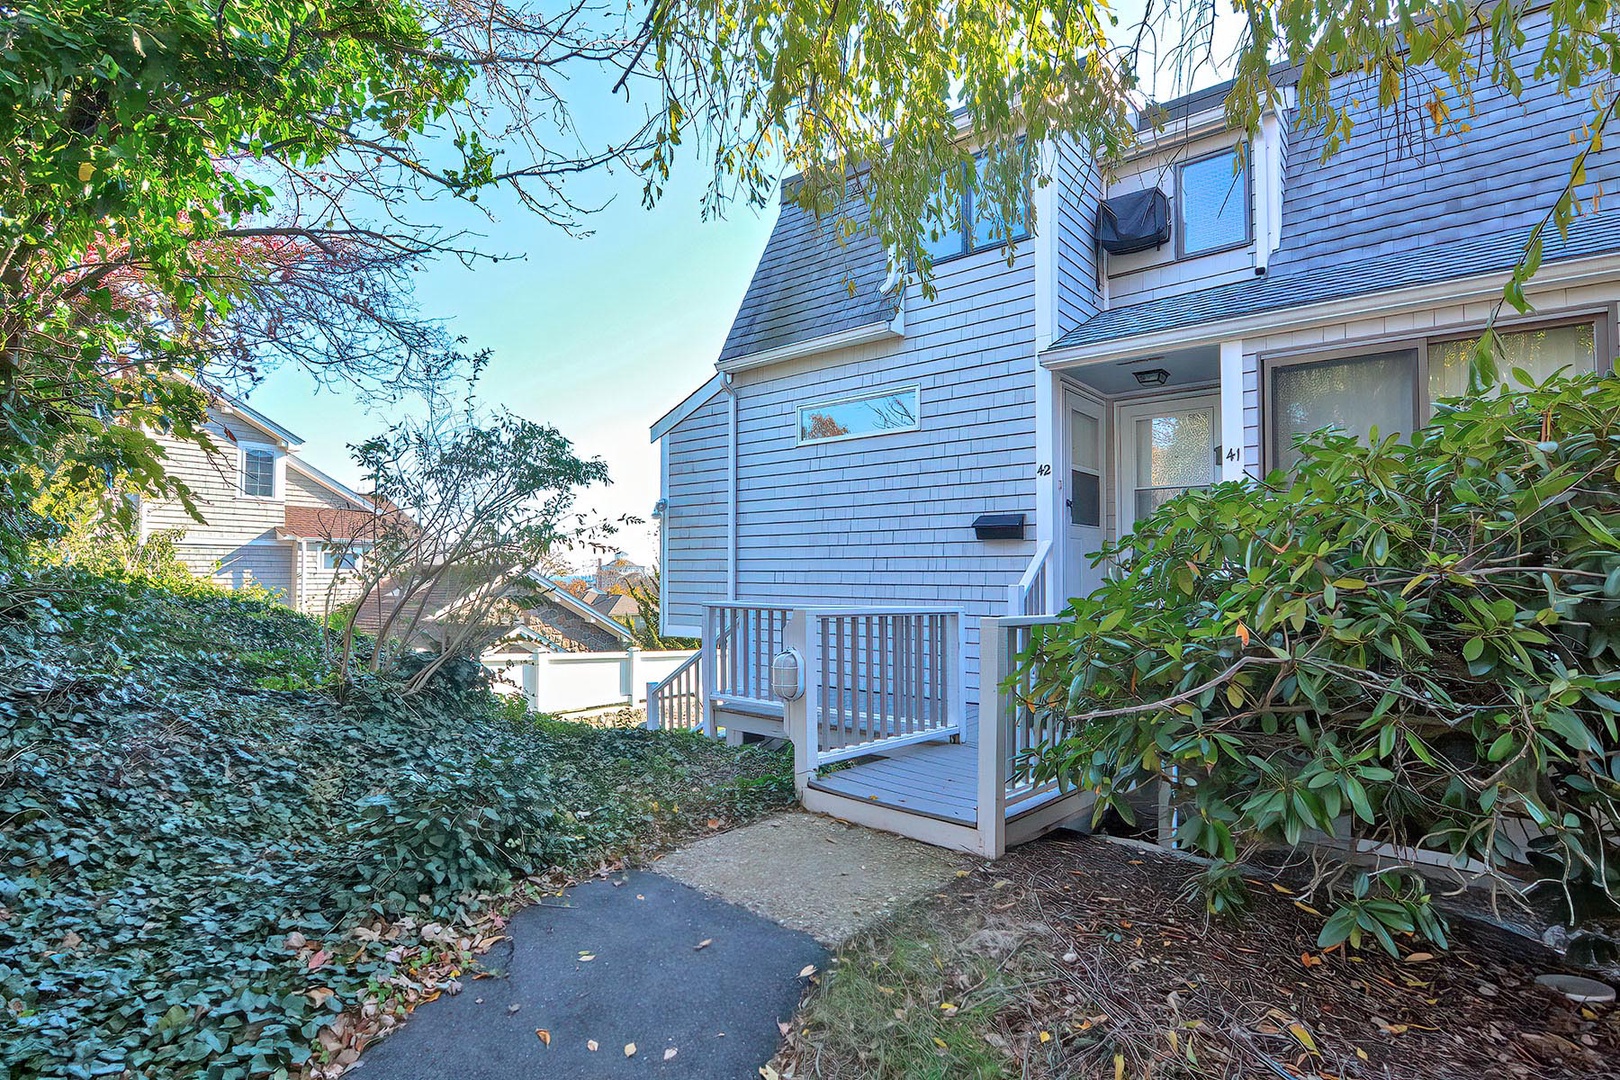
[972,513,1026,541]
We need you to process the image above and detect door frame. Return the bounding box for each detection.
[1113,390,1222,537]
[1059,384,1106,604]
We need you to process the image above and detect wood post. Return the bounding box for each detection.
[645,682,660,730]
[783,608,816,795]
[701,607,717,738]
[977,616,1009,859]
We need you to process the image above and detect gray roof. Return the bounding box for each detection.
[1051,209,1620,350]
[718,189,897,365]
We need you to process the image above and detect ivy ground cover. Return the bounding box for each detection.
[0,569,790,1079]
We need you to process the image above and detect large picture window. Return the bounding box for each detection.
[1271,351,1417,468]
[1428,323,1597,399]
[797,387,920,446]
[1177,147,1251,258]
[240,447,278,498]
[920,152,1031,264]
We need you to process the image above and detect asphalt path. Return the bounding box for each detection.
[352,869,826,1080]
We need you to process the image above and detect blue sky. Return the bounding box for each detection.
[248,99,779,568]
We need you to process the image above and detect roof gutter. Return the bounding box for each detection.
[716,306,905,375]
[1040,250,1620,369]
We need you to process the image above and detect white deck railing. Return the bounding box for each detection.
[781,606,965,777]
[703,603,790,726]
[645,649,704,732]
[978,615,1070,856]
[1007,539,1053,616]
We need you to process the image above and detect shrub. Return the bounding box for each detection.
[1026,369,1620,951]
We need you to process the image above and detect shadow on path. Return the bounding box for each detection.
[352,870,825,1080]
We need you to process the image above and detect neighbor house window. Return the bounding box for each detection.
[1428,322,1598,400]
[1271,351,1417,468]
[241,447,278,498]
[1177,146,1251,258]
[797,387,921,445]
[921,151,1031,263]
[321,543,367,572]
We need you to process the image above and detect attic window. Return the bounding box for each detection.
[920,152,1031,264]
[797,386,920,446]
[241,447,278,498]
[1177,146,1251,258]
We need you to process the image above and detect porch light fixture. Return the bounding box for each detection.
[771,649,805,701]
[1133,367,1171,387]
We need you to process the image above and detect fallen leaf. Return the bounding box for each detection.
[664,1048,678,1060]
[778,1021,792,1036]
[1039,1031,1052,1043]
[798,964,817,978]
[1404,952,1435,964]
[624,1043,637,1057]
[707,818,721,829]
[1293,900,1323,917]
[760,1067,781,1080]
[578,953,596,962]
[1287,1021,1319,1055]
[1301,952,1324,968]
[507,1004,521,1014]
[587,1040,599,1052]
[1114,1053,1126,1080]
[535,1029,551,1046]
[932,1037,948,1049]
[694,939,713,951]
[307,949,331,971]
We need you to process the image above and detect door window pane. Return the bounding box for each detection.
[1070,410,1100,471]
[1178,149,1250,256]
[1132,407,1214,519]
[1429,323,1596,400]
[1272,352,1415,468]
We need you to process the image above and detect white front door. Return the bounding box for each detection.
[1116,395,1221,535]
[1062,389,1105,603]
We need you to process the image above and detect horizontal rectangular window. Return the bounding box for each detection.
[241,447,277,498]
[1271,351,1417,469]
[1178,147,1250,258]
[797,387,920,445]
[321,543,367,572]
[1429,323,1597,400]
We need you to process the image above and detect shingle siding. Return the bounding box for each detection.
[662,389,730,631]
[1054,11,1620,349]
[1052,138,1102,337]
[718,191,897,364]
[730,244,1038,694]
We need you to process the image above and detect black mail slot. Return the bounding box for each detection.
[972,513,1026,541]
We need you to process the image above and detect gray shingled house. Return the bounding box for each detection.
[647,11,1620,857]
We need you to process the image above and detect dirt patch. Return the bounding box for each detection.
[774,832,1620,1079]
[652,810,966,945]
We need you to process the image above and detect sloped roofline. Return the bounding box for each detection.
[286,455,374,510]
[212,391,304,448]
[519,577,636,641]
[650,374,725,442]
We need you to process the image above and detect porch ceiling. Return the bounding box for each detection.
[1055,344,1220,397]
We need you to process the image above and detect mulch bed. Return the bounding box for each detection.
[950,833,1620,1079]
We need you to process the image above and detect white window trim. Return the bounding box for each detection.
[795,385,922,448]
[1175,143,1254,261]
[320,541,369,572]
[238,443,285,501]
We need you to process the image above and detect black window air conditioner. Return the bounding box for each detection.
[1097,188,1172,256]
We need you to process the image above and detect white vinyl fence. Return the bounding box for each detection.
[483,647,699,715]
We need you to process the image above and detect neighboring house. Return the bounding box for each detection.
[140,395,385,615]
[649,13,1620,856]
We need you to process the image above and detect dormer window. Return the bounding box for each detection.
[241,446,279,498]
[920,152,1031,264]
[1177,146,1251,258]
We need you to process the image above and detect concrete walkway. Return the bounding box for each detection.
[352,870,824,1080]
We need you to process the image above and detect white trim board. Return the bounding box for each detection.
[715,313,905,375]
[650,374,725,443]
[1041,251,1620,369]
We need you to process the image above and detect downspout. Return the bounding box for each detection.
[720,372,738,601]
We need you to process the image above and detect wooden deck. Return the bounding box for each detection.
[809,719,981,824]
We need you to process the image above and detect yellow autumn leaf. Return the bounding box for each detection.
[534,1029,551,1046]
[1114,1053,1126,1080]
